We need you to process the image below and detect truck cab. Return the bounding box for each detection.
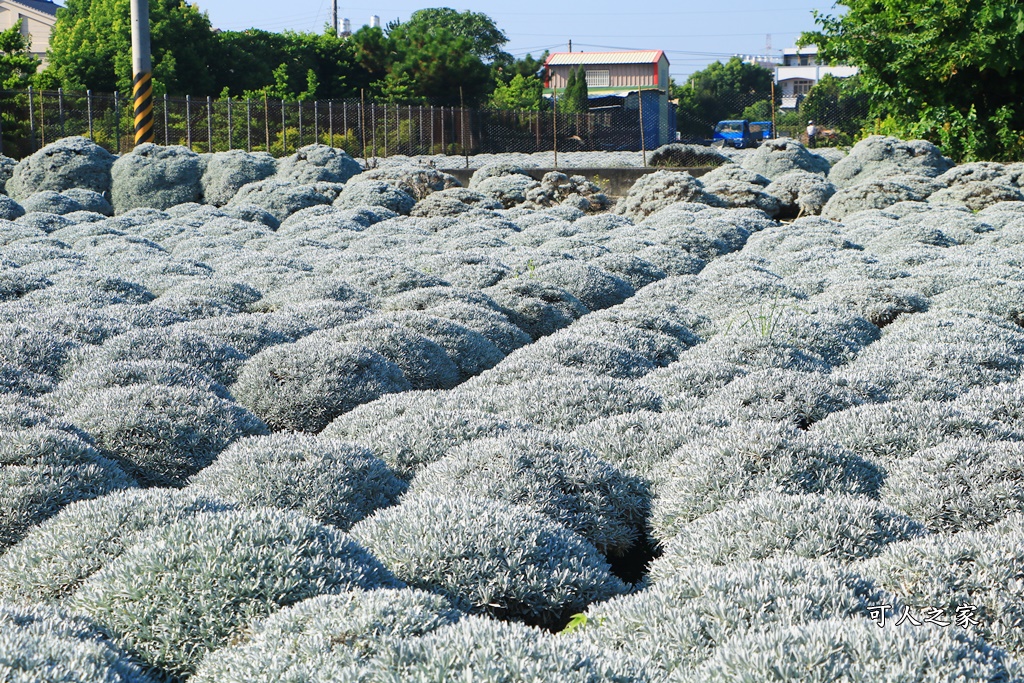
[713,120,758,149]
[749,121,773,141]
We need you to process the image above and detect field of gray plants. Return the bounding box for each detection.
[1,131,1023,682]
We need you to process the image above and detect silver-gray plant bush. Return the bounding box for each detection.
[190,589,463,683]
[67,383,269,486]
[408,430,648,555]
[0,488,233,606]
[200,150,277,207]
[349,494,627,627]
[0,427,136,550]
[0,604,159,683]
[110,144,204,213]
[7,137,116,202]
[679,617,1018,683]
[230,335,411,432]
[276,144,362,185]
[576,557,888,678]
[66,507,401,678]
[648,493,926,580]
[188,433,404,529]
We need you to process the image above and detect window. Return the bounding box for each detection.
[793,79,814,95]
[585,70,610,88]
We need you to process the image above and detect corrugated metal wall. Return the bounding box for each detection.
[548,64,659,90]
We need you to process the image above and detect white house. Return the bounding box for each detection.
[775,45,858,110]
[0,0,60,68]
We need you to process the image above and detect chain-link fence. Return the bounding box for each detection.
[0,87,874,161]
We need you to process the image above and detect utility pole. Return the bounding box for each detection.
[130,0,154,145]
[332,0,339,37]
[568,39,572,52]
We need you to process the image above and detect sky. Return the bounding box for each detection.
[194,0,843,80]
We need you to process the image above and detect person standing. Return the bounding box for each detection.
[806,120,818,148]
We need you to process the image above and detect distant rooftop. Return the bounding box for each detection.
[5,0,61,16]
[545,50,667,66]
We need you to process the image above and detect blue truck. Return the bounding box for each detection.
[712,119,772,148]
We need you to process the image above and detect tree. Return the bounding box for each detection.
[44,0,220,95]
[0,20,40,89]
[492,51,547,86]
[805,0,1024,160]
[390,8,509,62]
[798,73,871,143]
[489,73,543,110]
[559,66,589,114]
[675,57,773,137]
[349,21,491,105]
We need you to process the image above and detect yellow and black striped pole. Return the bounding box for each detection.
[130,0,154,146]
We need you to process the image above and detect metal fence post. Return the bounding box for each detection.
[371,101,377,159]
[114,90,121,153]
[281,99,286,155]
[185,94,192,150]
[430,105,434,153]
[27,87,35,151]
[264,95,269,151]
[87,90,93,141]
[39,90,45,147]
[206,95,213,152]
[58,88,65,138]
[297,99,303,148]
[328,100,334,148]
[246,98,252,152]
[382,103,387,157]
[163,93,169,145]
[359,90,366,158]
[440,106,445,154]
[313,100,319,144]
[552,92,558,168]
[419,105,423,154]
[227,97,233,150]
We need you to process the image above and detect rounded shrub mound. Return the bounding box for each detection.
[879,438,1024,534]
[22,190,85,215]
[680,617,1016,683]
[231,335,411,433]
[650,423,884,546]
[613,170,720,222]
[379,310,505,380]
[62,188,114,215]
[458,373,663,431]
[532,261,634,312]
[349,494,628,627]
[649,143,730,168]
[0,427,137,550]
[0,488,233,605]
[333,179,416,214]
[703,368,873,427]
[326,319,460,391]
[0,324,80,379]
[409,431,648,556]
[648,493,926,581]
[330,615,649,682]
[200,150,277,206]
[576,557,887,678]
[810,398,1016,467]
[349,166,460,200]
[67,507,401,679]
[828,135,954,188]
[417,301,531,355]
[67,383,269,487]
[110,144,203,213]
[52,361,233,407]
[505,332,656,380]
[739,137,831,179]
[765,170,838,218]
[227,179,332,222]
[191,588,462,683]
[483,278,590,340]
[0,604,158,683]
[321,408,533,480]
[7,136,116,201]
[276,144,362,184]
[188,433,404,530]
[566,318,692,367]
[859,518,1024,656]
[955,378,1024,432]
[80,325,248,385]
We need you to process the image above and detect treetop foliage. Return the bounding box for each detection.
[804,0,1024,161]
[0,20,40,90]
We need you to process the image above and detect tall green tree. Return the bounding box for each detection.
[805,0,1024,160]
[349,21,491,105]
[44,0,219,95]
[0,20,40,89]
[798,73,871,142]
[489,73,543,110]
[675,56,773,137]
[388,8,509,62]
[559,66,589,113]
